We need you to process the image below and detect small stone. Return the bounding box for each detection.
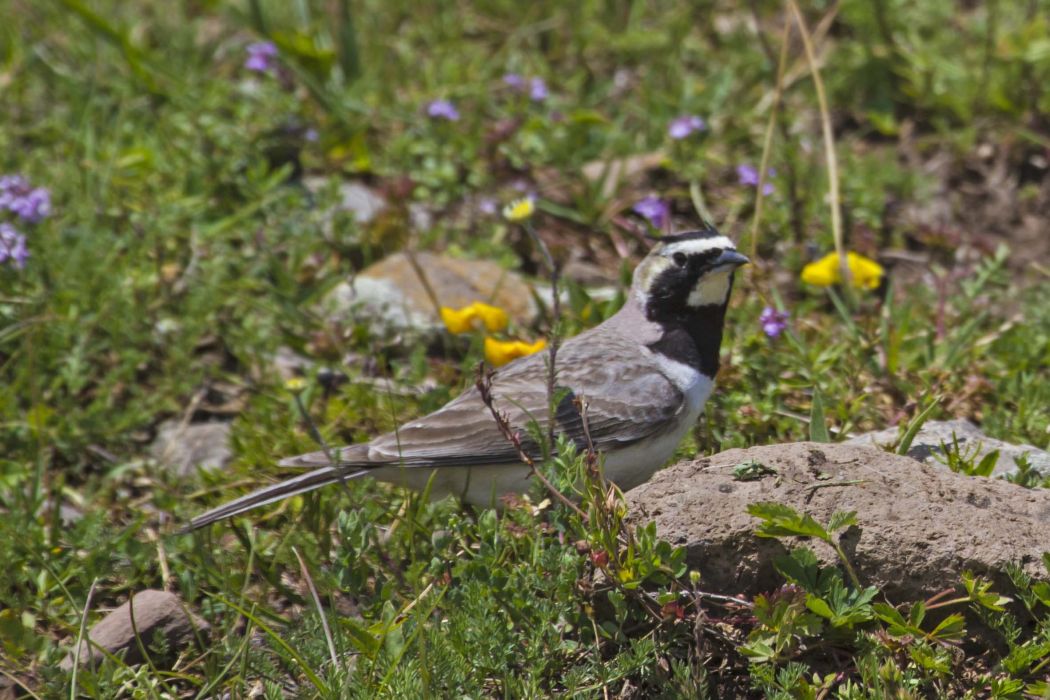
[844,419,1050,479]
[338,182,386,223]
[272,346,314,382]
[322,252,537,340]
[150,421,233,477]
[60,589,209,671]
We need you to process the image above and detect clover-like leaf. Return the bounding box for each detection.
[826,510,858,535]
[748,502,830,542]
[962,571,1012,611]
[927,613,966,643]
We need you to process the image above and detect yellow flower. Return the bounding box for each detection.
[284,377,307,393]
[502,197,535,222]
[800,251,885,290]
[440,305,478,334]
[440,302,510,334]
[472,303,509,331]
[484,336,547,367]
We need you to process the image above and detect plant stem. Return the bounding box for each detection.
[833,542,864,590]
[786,0,851,298]
[749,17,792,260]
[523,220,561,447]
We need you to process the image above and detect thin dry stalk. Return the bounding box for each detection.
[521,220,562,446]
[474,364,587,520]
[786,0,850,289]
[69,577,99,699]
[293,547,339,669]
[749,19,793,261]
[145,527,172,591]
[402,248,444,320]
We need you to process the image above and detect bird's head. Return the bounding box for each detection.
[632,227,749,319]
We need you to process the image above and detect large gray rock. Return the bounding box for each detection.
[323,251,537,339]
[61,590,209,671]
[627,442,1050,602]
[844,419,1050,479]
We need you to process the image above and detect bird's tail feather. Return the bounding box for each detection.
[181,466,363,532]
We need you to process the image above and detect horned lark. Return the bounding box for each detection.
[186,228,747,529]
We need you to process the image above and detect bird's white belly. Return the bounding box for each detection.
[601,367,713,491]
[373,463,535,507]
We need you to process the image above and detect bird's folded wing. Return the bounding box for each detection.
[280,352,684,470]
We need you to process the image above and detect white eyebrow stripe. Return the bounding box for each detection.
[660,235,736,256]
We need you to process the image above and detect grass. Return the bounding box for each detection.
[1,0,1049,697]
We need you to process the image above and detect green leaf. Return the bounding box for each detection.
[927,613,966,643]
[962,571,1012,611]
[873,602,907,628]
[739,638,776,663]
[337,0,362,82]
[1031,581,1050,607]
[826,510,858,534]
[805,596,834,620]
[896,397,940,455]
[748,502,830,542]
[566,109,609,125]
[909,643,951,674]
[773,547,826,592]
[809,388,830,443]
[732,459,777,481]
[337,616,381,656]
[907,601,926,629]
[1025,681,1049,697]
[974,449,1000,477]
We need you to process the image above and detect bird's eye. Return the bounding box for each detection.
[672,252,688,267]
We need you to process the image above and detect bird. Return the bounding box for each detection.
[185,227,748,530]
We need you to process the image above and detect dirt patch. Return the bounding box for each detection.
[627,442,1050,601]
[893,136,1050,274]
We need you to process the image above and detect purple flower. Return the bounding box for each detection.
[668,115,706,140]
[737,164,775,196]
[0,222,29,269]
[529,77,548,102]
[759,306,789,338]
[244,41,278,73]
[503,73,526,90]
[426,99,460,121]
[0,175,51,223]
[632,196,670,230]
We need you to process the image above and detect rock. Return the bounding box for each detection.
[300,179,386,224]
[338,182,387,224]
[844,419,1050,479]
[41,498,83,526]
[322,252,537,339]
[150,421,233,477]
[272,346,314,381]
[60,590,209,671]
[627,442,1050,602]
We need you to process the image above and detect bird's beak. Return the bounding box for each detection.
[713,250,750,269]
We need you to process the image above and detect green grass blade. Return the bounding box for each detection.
[338,0,362,82]
[809,387,831,443]
[206,594,330,694]
[896,397,940,456]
